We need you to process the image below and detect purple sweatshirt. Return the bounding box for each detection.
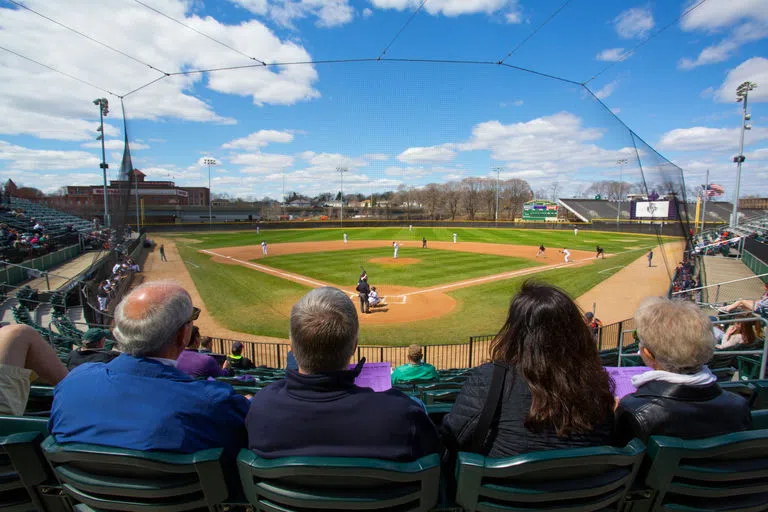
[176,349,228,379]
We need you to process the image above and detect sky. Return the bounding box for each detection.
[0,0,766,203]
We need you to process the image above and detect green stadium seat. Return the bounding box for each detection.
[41,437,231,511]
[237,450,440,511]
[750,410,768,430]
[0,416,69,512]
[422,389,459,405]
[643,430,768,511]
[455,439,645,512]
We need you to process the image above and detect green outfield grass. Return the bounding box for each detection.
[176,234,653,344]
[258,247,541,288]
[168,226,666,253]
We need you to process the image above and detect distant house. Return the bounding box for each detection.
[287,199,312,208]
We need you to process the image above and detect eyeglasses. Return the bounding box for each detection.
[190,306,200,322]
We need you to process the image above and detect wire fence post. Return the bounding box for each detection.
[468,339,474,368]
[616,321,624,367]
[715,284,721,303]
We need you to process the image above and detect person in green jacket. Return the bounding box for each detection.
[391,344,438,384]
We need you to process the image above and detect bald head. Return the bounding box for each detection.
[113,280,193,358]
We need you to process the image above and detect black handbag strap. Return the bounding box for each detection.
[468,363,506,453]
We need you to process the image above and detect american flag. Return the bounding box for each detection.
[701,184,724,197]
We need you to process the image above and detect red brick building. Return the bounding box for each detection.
[65,170,210,207]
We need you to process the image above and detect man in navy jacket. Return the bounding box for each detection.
[50,281,248,457]
[246,286,440,461]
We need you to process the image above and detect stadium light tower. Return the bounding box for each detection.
[337,166,348,228]
[732,81,757,227]
[93,98,109,227]
[203,157,217,228]
[493,167,503,227]
[616,158,628,226]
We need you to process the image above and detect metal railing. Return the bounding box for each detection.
[672,272,768,304]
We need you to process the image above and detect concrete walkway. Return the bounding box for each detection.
[702,255,766,304]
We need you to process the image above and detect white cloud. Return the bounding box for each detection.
[230,0,354,28]
[371,0,517,18]
[221,129,295,150]
[0,0,320,141]
[362,7,374,17]
[679,24,768,69]
[299,151,368,170]
[680,0,768,32]
[363,153,388,161]
[614,7,654,39]
[230,152,294,171]
[0,140,100,171]
[596,48,626,62]
[397,145,456,164]
[712,57,768,103]
[594,80,619,100]
[611,107,621,115]
[81,139,149,150]
[658,126,768,152]
[500,99,524,108]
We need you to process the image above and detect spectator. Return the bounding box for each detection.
[50,281,249,455]
[615,297,751,444]
[391,344,438,384]
[226,341,254,371]
[66,328,119,370]
[716,315,761,350]
[246,286,441,460]
[198,336,213,354]
[177,325,228,378]
[584,312,602,340]
[0,324,68,416]
[442,282,616,458]
[719,282,768,317]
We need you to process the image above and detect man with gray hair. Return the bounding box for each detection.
[50,281,249,455]
[245,286,441,460]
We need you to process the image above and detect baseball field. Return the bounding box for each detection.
[144,226,682,346]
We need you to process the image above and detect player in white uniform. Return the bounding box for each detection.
[343,233,348,244]
[393,241,399,259]
[561,248,571,263]
[409,225,412,232]
[368,287,382,307]
[453,233,457,243]
[574,227,579,236]
[261,241,268,256]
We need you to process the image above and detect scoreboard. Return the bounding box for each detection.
[522,200,559,221]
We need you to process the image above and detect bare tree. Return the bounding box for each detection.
[461,178,480,221]
[549,181,560,202]
[421,183,441,220]
[480,179,497,219]
[501,179,532,220]
[443,182,461,220]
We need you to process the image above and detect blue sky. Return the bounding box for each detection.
[0,0,766,201]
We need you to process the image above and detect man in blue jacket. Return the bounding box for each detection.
[245,286,441,461]
[50,281,248,457]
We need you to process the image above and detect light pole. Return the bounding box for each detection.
[616,158,628,227]
[493,167,502,226]
[203,157,216,228]
[732,81,757,227]
[93,98,109,227]
[337,166,348,228]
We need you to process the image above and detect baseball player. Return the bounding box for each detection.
[256,225,260,235]
[343,233,348,244]
[409,225,412,232]
[368,286,383,307]
[393,241,399,259]
[536,244,545,257]
[261,240,268,256]
[595,245,605,259]
[453,233,457,243]
[356,272,370,314]
[574,227,579,237]
[422,237,427,248]
[648,249,653,267]
[560,248,571,263]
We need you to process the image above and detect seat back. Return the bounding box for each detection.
[237,450,440,511]
[645,430,768,512]
[42,437,230,512]
[0,416,67,512]
[455,439,645,512]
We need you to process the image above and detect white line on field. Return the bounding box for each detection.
[184,260,200,268]
[200,250,329,288]
[598,266,623,274]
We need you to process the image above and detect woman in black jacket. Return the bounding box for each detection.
[442,282,616,458]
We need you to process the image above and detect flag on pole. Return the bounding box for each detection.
[701,184,724,197]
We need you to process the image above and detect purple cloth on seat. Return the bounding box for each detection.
[348,362,392,392]
[605,366,652,399]
[177,349,228,379]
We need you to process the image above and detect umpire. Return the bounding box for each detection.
[356,272,370,314]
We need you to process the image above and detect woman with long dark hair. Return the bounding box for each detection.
[442,281,616,457]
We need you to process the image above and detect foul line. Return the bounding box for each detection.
[597,265,623,274]
[200,250,329,288]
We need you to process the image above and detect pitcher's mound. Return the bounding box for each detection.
[369,257,421,266]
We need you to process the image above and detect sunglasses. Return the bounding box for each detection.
[190,306,201,322]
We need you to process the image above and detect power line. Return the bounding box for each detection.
[499,0,575,64]
[584,0,710,84]
[121,75,168,98]
[378,0,428,59]
[132,0,266,66]
[0,44,116,96]
[2,0,170,76]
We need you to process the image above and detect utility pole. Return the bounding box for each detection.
[93,98,110,227]
[493,167,502,226]
[203,157,216,229]
[732,81,757,227]
[616,158,628,227]
[337,167,348,228]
